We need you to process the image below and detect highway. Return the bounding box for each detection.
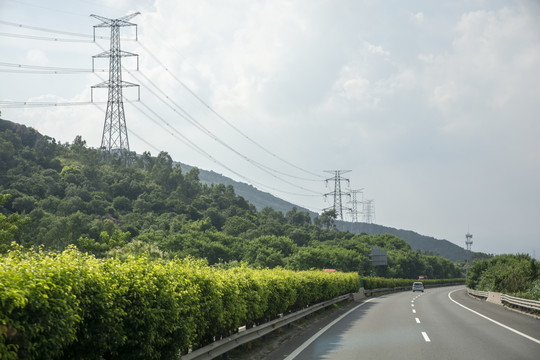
[266,286,540,360]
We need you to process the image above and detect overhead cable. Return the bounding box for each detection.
[137,41,325,179]
[0,62,106,73]
[0,31,93,42]
[0,101,105,108]
[0,19,135,41]
[129,69,322,194]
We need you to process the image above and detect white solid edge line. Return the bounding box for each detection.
[448,289,540,345]
[284,298,376,360]
[422,331,431,342]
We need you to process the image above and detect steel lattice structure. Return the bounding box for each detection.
[91,13,140,158]
[349,189,363,223]
[324,170,351,220]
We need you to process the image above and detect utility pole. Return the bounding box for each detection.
[465,231,473,277]
[324,170,351,221]
[91,13,140,161]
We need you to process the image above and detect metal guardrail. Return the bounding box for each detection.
[501,293,540,312]
[467,288,540,312]
[182,293,353,360]
[185,283,467,359]
[467,288,489,299]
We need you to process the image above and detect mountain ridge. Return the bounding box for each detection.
[2,118,471,261]
[178,161,470,261]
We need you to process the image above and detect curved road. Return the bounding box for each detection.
[267,286,540,360]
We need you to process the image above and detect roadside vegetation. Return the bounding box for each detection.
[0,123,463,279]
[467,254,540,300]
[0,121,467,358]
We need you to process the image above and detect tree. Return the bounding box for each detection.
[0,194,28,252]
[314,209,337,230]
[286,207,311,226]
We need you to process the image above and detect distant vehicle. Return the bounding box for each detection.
[418,275,427,279]
[412,282,424,292]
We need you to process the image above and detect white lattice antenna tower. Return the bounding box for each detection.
[465,230,473,277]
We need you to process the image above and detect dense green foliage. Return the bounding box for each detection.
[0,124,463,278]
[467,254,540,299]
[0,245,360,359]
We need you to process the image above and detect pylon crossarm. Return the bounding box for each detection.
[91,81,110,89]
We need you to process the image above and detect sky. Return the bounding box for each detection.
[1,0,539,257]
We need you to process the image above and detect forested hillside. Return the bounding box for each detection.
[180,152,482,262]
[0,119,462,278]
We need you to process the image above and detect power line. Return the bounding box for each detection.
[0,19,136,41]
[0,31,94,42]
[1,19,323,182]
[127,69,323,194]
[0,19,95,38]
[0,101,105,108]
[137,41,325,179]
[128,99,319,199]
[93,61,323,198]
[1,19,325,209]
[0,62,106,73]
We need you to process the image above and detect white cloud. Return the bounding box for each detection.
[411,12,424,24]
[1,0,539,256]
[364,41,391,57]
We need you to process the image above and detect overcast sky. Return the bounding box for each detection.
[1,0,539,257]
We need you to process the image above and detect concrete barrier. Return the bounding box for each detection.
[487,291,502,305]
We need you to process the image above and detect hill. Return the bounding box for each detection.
[0,118,472,262]
[178,161,471,261]
[335,221,469,261]
[177,162,315,216]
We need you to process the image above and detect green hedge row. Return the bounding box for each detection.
[0,246,360,359]
[361,277,465,289]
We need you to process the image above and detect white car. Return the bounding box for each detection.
[412,282,424,292]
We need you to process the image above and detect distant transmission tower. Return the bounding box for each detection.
[91,13,140,159]
[349,189,363,223]
[324,170,351,220]
[363,199,375,224]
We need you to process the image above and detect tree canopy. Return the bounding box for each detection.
[0,124,462,278]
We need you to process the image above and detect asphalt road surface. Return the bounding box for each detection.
[266,286,540,360]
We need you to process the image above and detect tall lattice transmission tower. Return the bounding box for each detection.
[324,170,351,220]
[349,189,363,223]
[363,199,375,224]
[91,13,140,159]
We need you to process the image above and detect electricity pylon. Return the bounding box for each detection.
[324,170,351,220]
[91,12,140,159]
[349,188,363,223]
[363,199,375,224]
